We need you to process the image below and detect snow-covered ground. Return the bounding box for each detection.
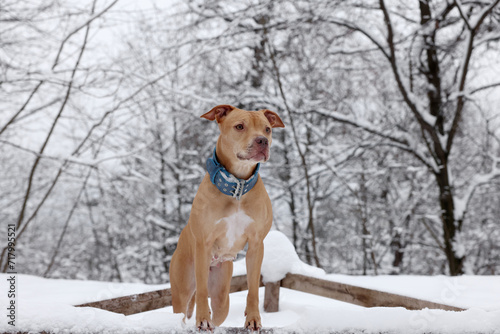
[2,232,500,333]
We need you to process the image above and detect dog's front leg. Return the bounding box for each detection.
[194,238,214,331]
[244,238,264,330]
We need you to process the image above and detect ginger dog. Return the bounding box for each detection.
[169,105,284,331]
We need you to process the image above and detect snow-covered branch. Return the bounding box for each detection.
[474,32,500,46]
[312,109,407,145]
[379,0,422,121]
[318,2,439,141]
[0,140,95,168]
[0,139,154,170]
[447,0,500,153]
[454,0,472,30]
[455,157,500,221]
[0,81,44,137]
[52,0,120,69]
[470,81,500,95]
[311,108,438,173]
[318,16,391,60]
[469,0,500,31]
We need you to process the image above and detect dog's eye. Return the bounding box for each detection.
[235,124,244,131]
[265,126,271,134]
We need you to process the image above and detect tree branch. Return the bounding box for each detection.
[319,17,391,61]
[470,81,500,95]
[52,0,119,70]
[1,0,95,271]
[378,0,439,142]
[455,157,500,222]
[43,171,91,277]
[0,81,44,137]
[0,140,95,167]
[311,108,438,173]
[420,217,446,252]
[454,0,472,30]
[447,0,500,153]
[268,41,322,269]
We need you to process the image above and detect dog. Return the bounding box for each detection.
[169,104,284,331]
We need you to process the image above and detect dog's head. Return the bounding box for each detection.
[201,105,284,164]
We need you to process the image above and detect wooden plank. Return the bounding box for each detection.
[281,273,465,311]
[76,288,172,316]
[76,275,251,315]
[264,281,280,312]
[76,272,465,317]
[230,274,251,293]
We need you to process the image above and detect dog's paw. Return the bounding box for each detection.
[197,319,214,332]
[244,316,262,332]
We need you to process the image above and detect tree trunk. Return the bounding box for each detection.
[435,165,464,276]
[419,0,464,276]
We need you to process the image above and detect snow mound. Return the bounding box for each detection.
[261,231,325,283]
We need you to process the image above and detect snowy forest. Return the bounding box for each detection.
[1,0,500,284]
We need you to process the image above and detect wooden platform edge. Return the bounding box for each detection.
[281,273,465,312]
[75,272,465,317]
[75,274,253,315]
[76,287,172,316]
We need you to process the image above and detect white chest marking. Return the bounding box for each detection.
[216,210,253,248]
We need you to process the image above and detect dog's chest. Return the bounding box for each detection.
[211,210,253,265]
[217,210,253,247]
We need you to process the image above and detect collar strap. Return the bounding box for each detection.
[206,148,260,200]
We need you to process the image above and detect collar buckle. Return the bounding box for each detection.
[231,179,245,200]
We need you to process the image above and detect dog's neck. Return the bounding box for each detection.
[206,146,260,200]
[215,141,258,180]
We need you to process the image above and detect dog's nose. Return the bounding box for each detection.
[255,136,268,147]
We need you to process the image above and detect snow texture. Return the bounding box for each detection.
[260,230,325,283]
[1,231,500,333]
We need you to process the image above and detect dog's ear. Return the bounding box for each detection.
[201,105,235,123]
[262,109,285,128]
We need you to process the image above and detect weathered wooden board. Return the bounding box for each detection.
[76,287,172,316]
[281,273,465,311]
[230,274,252,293]
[76,274,254,315]
[75,272,465,317]
[263,281,281,312]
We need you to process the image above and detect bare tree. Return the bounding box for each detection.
[2,0,499,280]
[310,0,500,275]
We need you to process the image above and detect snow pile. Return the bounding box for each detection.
[261,231,325,283]
[232,230,325,282]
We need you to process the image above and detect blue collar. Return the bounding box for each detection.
[206,148,260,200]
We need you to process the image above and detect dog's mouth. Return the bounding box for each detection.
[237,149,269,162]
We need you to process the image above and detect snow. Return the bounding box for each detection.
[0,275,181,334]
[453,165,500,221]
[259,231,325,283]
[2,231,500,333]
